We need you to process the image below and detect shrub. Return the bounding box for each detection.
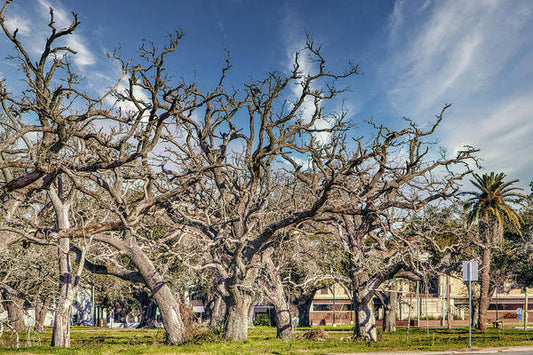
[188,327,223,344]
[253,313,271,326]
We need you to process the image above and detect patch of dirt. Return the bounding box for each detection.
[300,328,332,341]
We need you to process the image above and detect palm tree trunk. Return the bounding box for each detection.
[477,246,491,332]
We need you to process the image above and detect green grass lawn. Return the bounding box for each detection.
[0,326,532,354]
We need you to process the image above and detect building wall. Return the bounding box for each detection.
[308,278,533,325]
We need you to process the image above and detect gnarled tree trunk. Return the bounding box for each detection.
[35,297,51,332]
[477,246,491,332]
[297,301,312,327]
[5,294,26,332]
[223,285,252,341]
[269,287,294,337]
[472,296,479,328]
[207,294,225,330]
[126,240,187,344]
[266,283,294,338]
[50,189,75,347]
[295,291,315,327]
[51,236,74,347]
[247,298,255,329]
[382,284,397,333]
[353,289,377,342]
[260,253,294,338]
[272,300,293,339]
[138,297,158,328]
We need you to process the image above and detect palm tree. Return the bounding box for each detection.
[463,172,525,331]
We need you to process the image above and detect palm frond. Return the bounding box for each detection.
[463,171,525,244]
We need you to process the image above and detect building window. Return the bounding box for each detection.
[313,304,330,311]
[421,278,439,295]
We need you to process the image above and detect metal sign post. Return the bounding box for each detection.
[463,260,478,349]
[468,271,472,348]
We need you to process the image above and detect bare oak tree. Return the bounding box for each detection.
[324,109,477,341]
[164,38,359,340]
[0,2,213,345]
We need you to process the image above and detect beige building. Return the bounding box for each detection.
[309,276,532,326]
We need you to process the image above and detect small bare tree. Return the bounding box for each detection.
[324,109,477,341]
[0,243,58,333]
[258,222,343,334]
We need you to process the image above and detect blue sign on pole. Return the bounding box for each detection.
[517,308,523,320]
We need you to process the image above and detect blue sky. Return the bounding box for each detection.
[1,0,532,189]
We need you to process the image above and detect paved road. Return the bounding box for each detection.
[332,345,533,355]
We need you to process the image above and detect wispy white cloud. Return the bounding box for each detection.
[66,36,96,66]
[387,0,405,44]
[0,0,100,96]
[280,7,335,145]
[102,69,151,123]
[3,15,31,35]
[382,0,533,187]
[37,0,71,28]
[444,95,533,180]
[11,0,98,67]
[384,1,532,114]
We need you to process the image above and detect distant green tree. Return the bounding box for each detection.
[514,264,533,288]
[513,180,533,288]
[463,172,526,331]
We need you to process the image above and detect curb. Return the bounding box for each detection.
[330,345,533,355]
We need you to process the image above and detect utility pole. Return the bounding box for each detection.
[328,266,336,326]
[406,289,413,343]
[524,286,528,330]
[441,276,446,327]
[496,286,500,327]
[331,285,336,326]
[92,285,95,327]
[425,280,429,337]
[446,275,451,329]
[416,262,420,327]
